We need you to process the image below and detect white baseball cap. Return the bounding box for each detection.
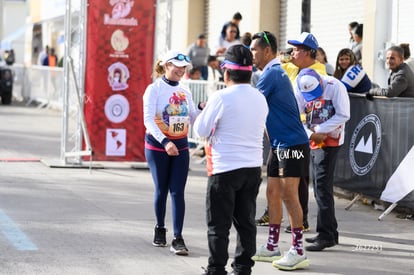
[297,68,323,102]
[160,50,192,68]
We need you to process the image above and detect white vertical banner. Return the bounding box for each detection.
[380,145,414,203]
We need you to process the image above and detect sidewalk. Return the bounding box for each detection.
[0,104,413,275]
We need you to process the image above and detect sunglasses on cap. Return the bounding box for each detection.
[169,54,190,63]
[261,31,271,45]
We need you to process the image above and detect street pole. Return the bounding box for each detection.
[301,0,311,33]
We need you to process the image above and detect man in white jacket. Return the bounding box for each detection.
[295,68,350,251]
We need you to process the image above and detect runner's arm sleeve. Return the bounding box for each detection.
[143,85,167,143]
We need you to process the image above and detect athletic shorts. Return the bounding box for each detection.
[267,143,310,178]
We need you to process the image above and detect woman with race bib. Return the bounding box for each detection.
[143,50,200,256]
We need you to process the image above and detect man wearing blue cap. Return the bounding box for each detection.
[283,32,327,83]
[295,68,350,251]
[282,32,328,234]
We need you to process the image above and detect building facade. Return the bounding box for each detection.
[163,0,414,86]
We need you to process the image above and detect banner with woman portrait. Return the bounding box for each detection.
[84,0,155,161]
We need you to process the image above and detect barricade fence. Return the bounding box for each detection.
[5,64,66,108]
[334,94,414,209]
[25,65,65,108]
[180,79,226,145]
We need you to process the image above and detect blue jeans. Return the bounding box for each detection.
[206,167,262,275]
[311,146,341,242]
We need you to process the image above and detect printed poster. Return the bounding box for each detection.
[84,0,155,161]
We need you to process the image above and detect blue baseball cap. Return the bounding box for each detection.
[297,68,323,102]
[288,32,319,50]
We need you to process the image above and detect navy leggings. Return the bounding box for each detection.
[145,148,189,238]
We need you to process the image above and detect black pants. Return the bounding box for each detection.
[206,167,262,275]
[299,176,309,221]
[311,146,341,242]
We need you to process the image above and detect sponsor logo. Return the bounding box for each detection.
[349,114,382,176]
[104,0,138,26]
[107,62,130,91]
[104,94,130,123]
[106,129,126,156]
[304,84,313,90]
[110,29,129,58]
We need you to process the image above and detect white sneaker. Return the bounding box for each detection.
[252,244,282,262]
[272,247,310,270]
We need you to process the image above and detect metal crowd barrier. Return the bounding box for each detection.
[23,65,64,108]
[6,64,79,110]
[181,79,226,154]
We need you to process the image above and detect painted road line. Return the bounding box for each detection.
[0,209,38,251]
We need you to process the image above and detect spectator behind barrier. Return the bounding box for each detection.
[207,55,223,82]
[400,43,414,74]
[187,34,210,80]
[214,22,242,57]
[316,47,334,76]
[219,12,242,41]
[368,45,414,98]
[352,24,363,63]
[348,21,359,50]
[333,48,371,93]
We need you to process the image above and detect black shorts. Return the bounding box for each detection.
[267,143,310,178]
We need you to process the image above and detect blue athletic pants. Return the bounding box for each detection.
[145,148,189,237]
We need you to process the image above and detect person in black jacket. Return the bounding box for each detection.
[368,46,414,98]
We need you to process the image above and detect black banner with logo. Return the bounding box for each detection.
[334,94,414,209]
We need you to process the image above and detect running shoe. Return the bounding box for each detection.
[252,244,282,262]
[255,209,269,226]
[285,220,310,233]
[170,237,189,256]
[272,247,310,271]
[152,226,167,247]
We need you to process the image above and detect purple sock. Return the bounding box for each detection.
[266,224,280,251]
[292,227,304,255]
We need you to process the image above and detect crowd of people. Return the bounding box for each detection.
[142,13,414,275]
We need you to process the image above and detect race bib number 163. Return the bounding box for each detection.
[168,116,189,137]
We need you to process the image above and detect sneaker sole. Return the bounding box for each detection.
[272,258,310,271]
[170,246,189,256]
[152,242,168,247]
[252,255,283,262]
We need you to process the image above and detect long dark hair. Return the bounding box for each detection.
[333,48,358,79]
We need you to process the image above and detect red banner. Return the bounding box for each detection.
[84,0,155,161]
